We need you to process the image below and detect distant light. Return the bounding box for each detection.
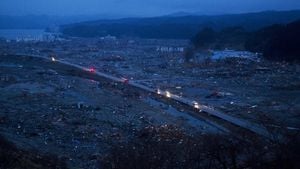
[193,101,200,109]
[157,89,161,95]
[122,77,129,84]
[51,57,56,62]
[89,67,96,73]
[166,91,171,98]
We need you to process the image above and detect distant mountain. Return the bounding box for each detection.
[0,14,124,30]
[165,12,194,17]
[61,10,300,39]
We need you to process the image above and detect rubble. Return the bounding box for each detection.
[1,37,299,168]
[1,55,215,168]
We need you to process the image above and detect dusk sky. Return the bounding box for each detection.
[1,0,300,17]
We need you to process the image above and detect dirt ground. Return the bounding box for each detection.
[165,59,300,129]
[1,38,300,168]
[0,54,221,168]
[36,38,300,130]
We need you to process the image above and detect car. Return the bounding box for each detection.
[121,77,129,84]
[192,101,200,109]
[88,67,96,73]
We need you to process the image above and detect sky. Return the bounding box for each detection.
[1,0,300,17]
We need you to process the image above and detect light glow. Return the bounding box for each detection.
[166,91,171,98]
[157,89,161,95]
[89,67,96,73]
[193,101,200,109]
[122,77,129,83]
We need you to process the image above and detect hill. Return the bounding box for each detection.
[246,20,300,62]
[0,15,121,30]
[191,20,300,62]
[61,10,300,39]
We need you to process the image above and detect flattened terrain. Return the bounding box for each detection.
[0,55,221,168]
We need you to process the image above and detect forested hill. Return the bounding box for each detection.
[191,20,300,62]
[61,10,300,39]
[246,20,300,62]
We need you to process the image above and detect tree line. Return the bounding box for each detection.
[191,20,300,62]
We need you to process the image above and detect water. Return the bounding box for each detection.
[0,29,46,40]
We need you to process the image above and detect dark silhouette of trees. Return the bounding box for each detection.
[191,27,250,50]
[191,28,216,49]
[190,20,300,62]
[245,20,300,62]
